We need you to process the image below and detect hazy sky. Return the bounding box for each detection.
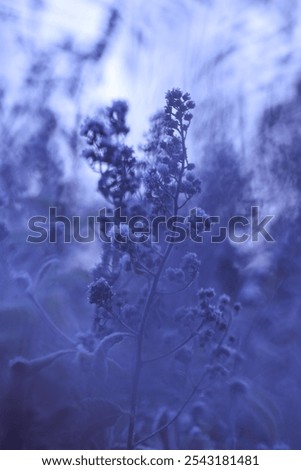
[1,0,301,213]
[1,0,300,137]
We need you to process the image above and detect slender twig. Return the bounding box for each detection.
[126,242,174,449]
[133,260,155,277]
[134,370,208,448]
[178,194,194,210]
[126,112,189,449]
[28,293,75,346]
[143,320,205,364]
[217,307,233,349]
[157,278,194,295]
[111,308,138,336]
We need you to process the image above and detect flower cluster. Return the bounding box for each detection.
[88,277,113,309]
[180,252,201,279]
[164,89,196,138]
[79,90,242,450]
[143,89,201,216]
[81,101,140,206]
[165,266,185,283]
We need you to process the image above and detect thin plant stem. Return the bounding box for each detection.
[126,114,188,449]
[134,370,208,448]
[29,292,75,346]
[143,320,205,364]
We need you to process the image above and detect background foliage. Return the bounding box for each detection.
[0,0,301,450]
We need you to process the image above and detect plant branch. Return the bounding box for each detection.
[126,112,189,449]
[28,292,75,346]
[143,320,205,364]
[156,278,194,295]
[134,370,208,448]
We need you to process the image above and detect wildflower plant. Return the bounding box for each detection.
[80,89,241,449]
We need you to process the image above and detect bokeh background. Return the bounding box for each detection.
[1,0,301,449]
